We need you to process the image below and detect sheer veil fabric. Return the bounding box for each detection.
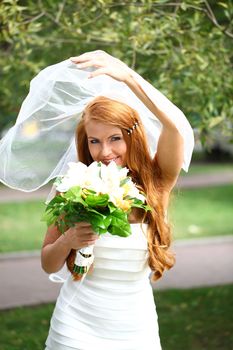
[0,58,194,192]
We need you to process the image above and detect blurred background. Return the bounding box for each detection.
[0,1,232,349]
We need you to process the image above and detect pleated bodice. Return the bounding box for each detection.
[45,223,162,350]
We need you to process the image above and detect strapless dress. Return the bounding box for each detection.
[45,223,162,350]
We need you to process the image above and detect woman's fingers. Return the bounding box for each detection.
[74,222,98,240]
[88,67,109,79]
[70,50,107,63]
[83,239,97,246]
[75,59,101,69]
[74,222,92,229]
[70,51,129,82]
[70,52,113,70]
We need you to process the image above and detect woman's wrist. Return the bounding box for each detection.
[123,68,140,88]
[57,233,74,252]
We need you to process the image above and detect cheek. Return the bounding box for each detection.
[88,144,97,160]
[118,141,127,157]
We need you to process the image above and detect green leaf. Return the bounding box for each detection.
[108,209,131,237]
[85,193,109,207]
[45,195,65,210]
[120,177,129,186]
[208,116,225,128]
[108,202,117,213]
[63,187,87,206]
[41,210,56,227]
[218,2,228,9]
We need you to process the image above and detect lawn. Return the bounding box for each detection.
[0,201,46,252]
[182,162,233,176]
[0,284,232,350]
[156,284,233,350]
[0,185,232,253]
[170,185,233,240]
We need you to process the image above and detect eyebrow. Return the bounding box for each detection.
[87,134,122,139]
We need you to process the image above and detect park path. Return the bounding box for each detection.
[0,235,232,310]
[0,170,232,309]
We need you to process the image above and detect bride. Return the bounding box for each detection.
[0,50,194,349]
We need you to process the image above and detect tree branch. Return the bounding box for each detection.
[55,0,67,24]
[203,0,233,39]
[131,43,137,69]
[20,12,45,25]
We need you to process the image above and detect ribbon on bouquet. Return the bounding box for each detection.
[74,245,95,275]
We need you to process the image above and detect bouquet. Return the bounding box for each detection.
[42,161,150,278]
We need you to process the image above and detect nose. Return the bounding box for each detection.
[99,142,112,157]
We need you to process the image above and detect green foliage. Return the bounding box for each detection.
[0,0,232,142]
[42,185,148,237]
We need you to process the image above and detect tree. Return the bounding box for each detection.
[0,0,232,145]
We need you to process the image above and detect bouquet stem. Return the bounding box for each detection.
[73,245,94,276]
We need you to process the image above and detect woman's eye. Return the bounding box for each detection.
[90,139,99,144]
[111,136,121,141]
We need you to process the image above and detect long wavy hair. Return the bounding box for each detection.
[67,96,175,281]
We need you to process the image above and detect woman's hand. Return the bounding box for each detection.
[70,50,131,83]
[62,222,99,250]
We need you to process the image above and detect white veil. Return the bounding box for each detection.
[0,58,194,192]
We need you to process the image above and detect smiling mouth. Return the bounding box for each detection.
[102,156,120,164]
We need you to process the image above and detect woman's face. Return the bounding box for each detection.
[85,119,127,166]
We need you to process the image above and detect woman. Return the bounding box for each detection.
[41,51,194,349]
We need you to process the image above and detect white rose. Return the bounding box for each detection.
[100,161,122,189]
[84,162,105,193]
[56,178,72,192]
[109,187,125,206]
[119,166,129,180]
[66,162,87,187]
[126,180,146,202]
[56,162,87,192]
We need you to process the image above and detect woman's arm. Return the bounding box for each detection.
[41,222,98,274]
[125,74,184,189]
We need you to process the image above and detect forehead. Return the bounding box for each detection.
[85,119,123,137]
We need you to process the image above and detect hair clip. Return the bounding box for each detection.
[127,122,139,135]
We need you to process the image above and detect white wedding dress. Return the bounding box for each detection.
[45,223,162,350]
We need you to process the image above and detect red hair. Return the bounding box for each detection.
[67,96,175,281]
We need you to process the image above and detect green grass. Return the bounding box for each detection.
[0,185,232,253]
[181,162,233,176]
[0,285,232,350]
[156,284,233,350]
[0,303,54,350]
[170,185,233,240]
[0,201,46,252]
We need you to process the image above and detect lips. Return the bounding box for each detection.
[102,156,120,165]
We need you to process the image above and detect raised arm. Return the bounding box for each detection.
[124,74,185,190]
